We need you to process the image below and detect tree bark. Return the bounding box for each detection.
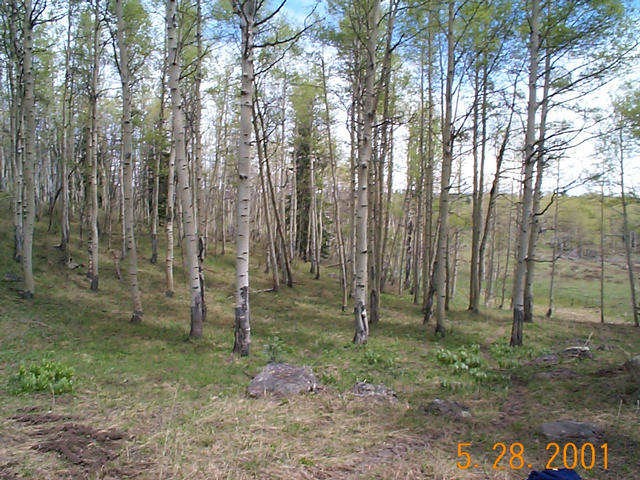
[524,47,551,324]
[22,0,35,298]
[434,0,455,337]
[59,0,73,260]
[321,56,347,309]
[116,0,143,324]
[510,0,539,346]
[353,0,379,345]
[618,127,639,327]
[232,0,256,355]
[167,0,204,338]
[253,102,279,291]
[547,159,561,318]
[165,145,176,297]
[87,0,101,292]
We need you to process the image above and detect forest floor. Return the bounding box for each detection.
[1,196,640,479]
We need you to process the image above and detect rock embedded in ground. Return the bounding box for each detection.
[625,355,640,384]
[534,368,579,380]
[247,363,316,398]
[348,382,398,403]
[424,399,472,420]
[558,346,593,360]
[526,354,559,366]
[540,420,602,441]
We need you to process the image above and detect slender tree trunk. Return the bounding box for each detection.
[524,48,550,324]
[547,159,561,318]
[220,151,227,255]
[510,0,539,346]
[261,122,293,287]
[232,0,256,355]
[618,127,639,327]
[354,0,379,345]
[500,185,515,309]
[193,0,207,322]
[151,46,166,266]
[321,57,348,310]
[167,0,204,338]
[349,61,359,299]
[116,0,143,324]
[22,0,35,298]
[484,205,497,306]
[166,145,176,296]
[469,65,482,314]
[253,103,279,291]
[87,0,101,292]
[309,151,318,276]
[59,0,73,260]
[434,0,455,337]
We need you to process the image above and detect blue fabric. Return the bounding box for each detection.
[527,469,582,480]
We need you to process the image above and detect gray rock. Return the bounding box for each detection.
[558,346,593,360]
[540,420,602,441]
[248,363,316,398]
[349,382,397,403]
[424,399,472,420]
[534,368,579,380]
[625,355,640,384]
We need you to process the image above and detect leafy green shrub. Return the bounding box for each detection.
[436,344,482,368]
[8,359,75,395]
[436,345,505,385]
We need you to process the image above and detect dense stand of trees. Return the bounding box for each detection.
[0,0,639,355]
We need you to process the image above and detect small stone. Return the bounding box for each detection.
[349,382,397,403]
[424,399,472,421]
[248,363,316,398]
[534,368,578,380]
[597,343,616,351]
[540,420,602,441]
[625,355,640,384]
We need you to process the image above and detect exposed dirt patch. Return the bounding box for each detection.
[3,409,141,479]
[30,422,124,474]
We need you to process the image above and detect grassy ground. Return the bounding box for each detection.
[1,195,639,479]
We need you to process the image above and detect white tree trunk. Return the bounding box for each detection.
[22,0,35,298]
[354,0,380,344]
[434,0,455,336]
[232,0,256,356]
[87,0,101,292]
[511,0,540,346]
[167,0,204,337]
[116,0,143,323]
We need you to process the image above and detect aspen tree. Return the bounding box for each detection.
[115,0,143,323]
[353,0,380,345]
[22,0,35,298]
[232,0,256,355]
[167,0,204,338]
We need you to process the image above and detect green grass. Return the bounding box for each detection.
[0,193,639,479]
